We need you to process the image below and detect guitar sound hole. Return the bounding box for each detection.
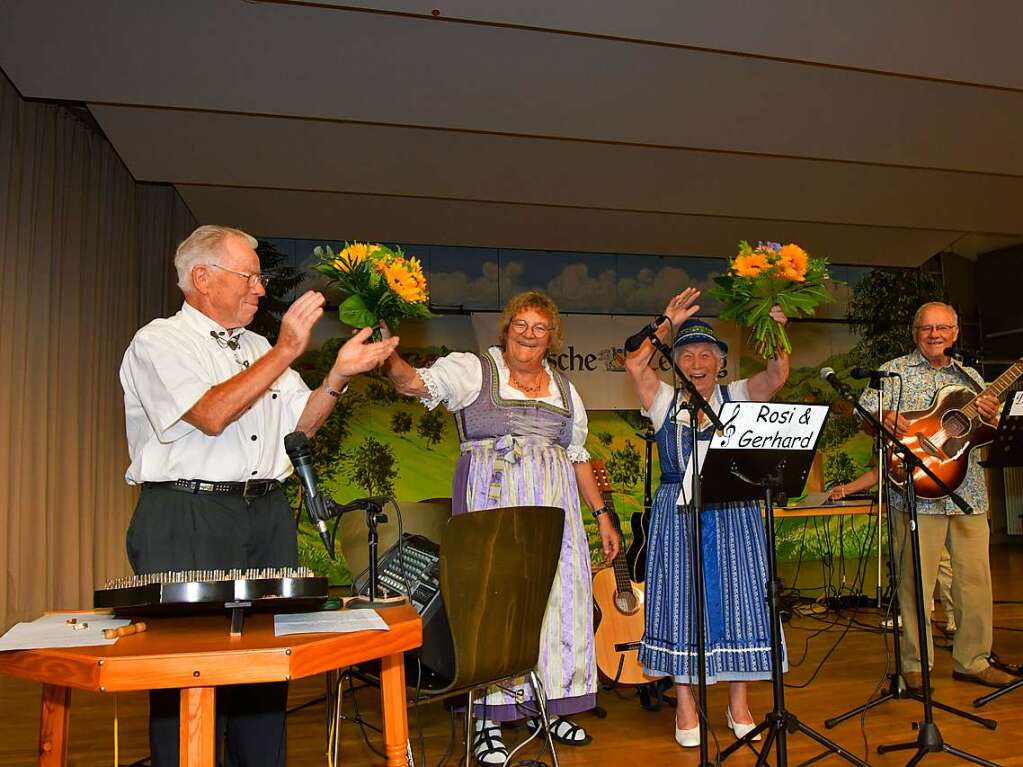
[942,410,970,438]
[614,592,640,615]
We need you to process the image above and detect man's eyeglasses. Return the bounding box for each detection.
[914,324,956,334]
[509,319,551,337]
[209,263,272,289]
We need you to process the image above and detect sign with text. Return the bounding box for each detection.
[711,402,828,451]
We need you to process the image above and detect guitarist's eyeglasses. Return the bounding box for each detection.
[914,324,956,334]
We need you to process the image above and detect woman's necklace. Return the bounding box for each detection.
[504,354,546,394]
[510,373,544,393]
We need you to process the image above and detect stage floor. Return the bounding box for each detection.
[2,544,1022,767]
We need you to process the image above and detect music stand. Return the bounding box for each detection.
[709,403,870,767]
[973,394,1023,708]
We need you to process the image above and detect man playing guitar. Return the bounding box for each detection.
[861,301,1013,692]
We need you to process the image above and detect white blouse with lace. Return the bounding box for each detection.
[417,346,591,462]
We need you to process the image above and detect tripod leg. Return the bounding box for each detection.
[973,677,1023,708]
[793,720,870,767]
[877,740,920,754]
[927,698,997,730]
[905,749,928,767]
[943,744,1003,767]
[824,691,895,729]
[754,725,776,767]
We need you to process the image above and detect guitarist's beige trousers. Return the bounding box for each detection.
[892,510,993,674]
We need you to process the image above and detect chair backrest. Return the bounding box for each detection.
[435,505,564,693]
[338,499,452,578]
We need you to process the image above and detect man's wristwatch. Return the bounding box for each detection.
[592,506,610,519]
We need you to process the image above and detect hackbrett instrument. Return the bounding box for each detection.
[94,567,328,634]
[590,462,664,685]
[888,357,1023,498]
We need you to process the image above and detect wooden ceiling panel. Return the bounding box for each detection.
[177,184,963,268]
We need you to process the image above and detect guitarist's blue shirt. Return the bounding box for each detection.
[859,349,988,516]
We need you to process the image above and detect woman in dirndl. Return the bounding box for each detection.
[382,290,620,764]
[624,287,790,749]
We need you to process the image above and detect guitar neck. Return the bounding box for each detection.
[600,490,634,590]
[963,358,1023,417]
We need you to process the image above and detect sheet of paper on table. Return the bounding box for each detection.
[274,609,390,636]
[0,613,132,651]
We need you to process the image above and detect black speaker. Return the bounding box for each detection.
[353,533,455,686]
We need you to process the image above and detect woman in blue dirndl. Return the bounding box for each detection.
[625,288,790,749]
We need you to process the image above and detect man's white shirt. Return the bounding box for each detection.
[120,302,311,484]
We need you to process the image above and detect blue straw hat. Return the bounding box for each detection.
[673,319,728,354]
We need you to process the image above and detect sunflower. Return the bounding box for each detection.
[380,259,428,303]
[733,252,770,278]
[776,244,808,280]
[334,242,374,272]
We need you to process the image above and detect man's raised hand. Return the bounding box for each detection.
[276,291,325,359]
[334,327,400,377]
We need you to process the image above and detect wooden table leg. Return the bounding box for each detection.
[180,687,216,767]
[38,684,70,767]
[379,653,411,767]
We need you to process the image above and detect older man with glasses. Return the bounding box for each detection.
[858,301,1012,693]
[118,225,398,767]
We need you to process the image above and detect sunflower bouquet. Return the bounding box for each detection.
[709,241,832,359]
[311,242,433,332]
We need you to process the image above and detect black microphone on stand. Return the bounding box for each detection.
[850,367,899,380]
[284,431,335,559]
[944,346,981,367]
[624,314,668,353]
[819,367,855,399]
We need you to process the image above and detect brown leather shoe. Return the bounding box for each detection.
[953,666,1017,688]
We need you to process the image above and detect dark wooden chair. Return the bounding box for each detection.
[416,504,565,767]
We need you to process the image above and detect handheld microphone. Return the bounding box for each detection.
[819,367,854,399]
[283,431,335,559]
[330,496,391,516]
[624,315,668,353]
[849,367,899,380]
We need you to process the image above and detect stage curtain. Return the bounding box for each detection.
[0,72,195,629]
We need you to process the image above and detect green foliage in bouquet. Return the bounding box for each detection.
[311,242,434,331]
[710,241,833,359]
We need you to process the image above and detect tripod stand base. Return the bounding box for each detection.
[973,676,1023,708]
[878,722,1001,767]
[825,674,997,731]
[722,709,870,767]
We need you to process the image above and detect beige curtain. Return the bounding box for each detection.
[0,72,195,629]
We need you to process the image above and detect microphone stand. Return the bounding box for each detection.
[645,331,724,767]
[821,383,998,767]
[322,497,407,610]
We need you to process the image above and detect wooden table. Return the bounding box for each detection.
[0,605,422,767]
[775,499,880,518]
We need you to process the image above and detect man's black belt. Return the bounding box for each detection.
[145,478,281,498]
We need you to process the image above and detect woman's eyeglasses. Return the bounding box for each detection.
[510,319,551,337]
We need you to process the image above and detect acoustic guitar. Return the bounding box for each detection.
[590,461,664,685]
[888,357,1023,498]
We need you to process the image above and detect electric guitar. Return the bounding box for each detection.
[590,461,664,685]
[888,356,1023,498]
